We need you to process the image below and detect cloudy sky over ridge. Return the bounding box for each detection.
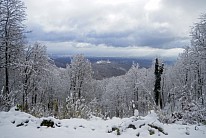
[22,0,206,58]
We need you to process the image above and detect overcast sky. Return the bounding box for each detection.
[23,0,206,58]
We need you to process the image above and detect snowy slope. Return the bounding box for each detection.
[0,108,205,138]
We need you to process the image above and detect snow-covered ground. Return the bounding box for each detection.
[0,108,205,138]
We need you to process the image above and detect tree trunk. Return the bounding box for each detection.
[4,26,10,111]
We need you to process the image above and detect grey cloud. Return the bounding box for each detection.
[27,25,80,42]
[83,26,184,48]
[162,0,206,11]
[23,0,206,58]
[27,23,188,49]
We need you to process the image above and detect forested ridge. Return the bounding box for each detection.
[0,0,206,125]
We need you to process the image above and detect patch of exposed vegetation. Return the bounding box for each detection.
[40,120,54,128]
[148,129,155,135]
[127,124,136,129]
[108,127,121,135]
[148,124,168,135]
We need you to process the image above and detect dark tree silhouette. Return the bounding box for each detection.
[154,58,164,109]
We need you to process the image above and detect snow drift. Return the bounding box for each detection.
[0,107,205,138]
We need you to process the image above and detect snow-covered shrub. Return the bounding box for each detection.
[158,104,206,125]
[66,96,91,119]
[88,98,103,118]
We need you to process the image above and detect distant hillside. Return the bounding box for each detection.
[51,57,174,80]
[92,62,127,80]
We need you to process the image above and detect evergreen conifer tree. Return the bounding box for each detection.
[154,58,164,109]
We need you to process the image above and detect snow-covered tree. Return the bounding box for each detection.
[102,76,127,118]
[160,14,206,124]
[125,63,140,115]
[66,54,93,118]
[125,63,155,116]
[0,0,26,111]
[17,43,51,114]
[190,14,206,106]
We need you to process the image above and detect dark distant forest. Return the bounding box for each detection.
[52,57,174,79]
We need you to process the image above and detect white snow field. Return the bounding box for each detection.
[0,107,205,138]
